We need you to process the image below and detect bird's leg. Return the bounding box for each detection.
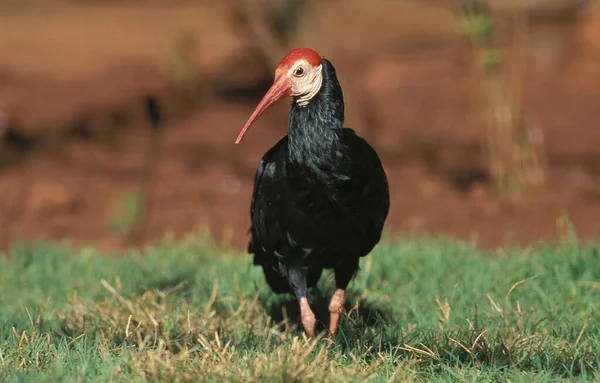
[328,288,345,336]
[328,264,358,343]
[299,297,316,339]
[289,266,316,339]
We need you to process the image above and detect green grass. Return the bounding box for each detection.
[0,235,598,382]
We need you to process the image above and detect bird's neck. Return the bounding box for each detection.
[286,58,345,167]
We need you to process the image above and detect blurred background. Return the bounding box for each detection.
[0,0,598,253]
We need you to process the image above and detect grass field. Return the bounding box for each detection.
[0,233,599,382]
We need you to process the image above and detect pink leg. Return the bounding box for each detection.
[299,297,316,339]
[328,288,345,338]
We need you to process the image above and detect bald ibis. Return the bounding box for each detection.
[235,48,389,340]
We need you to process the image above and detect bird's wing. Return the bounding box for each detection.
[248,136,288,256]
[342,128,390,253]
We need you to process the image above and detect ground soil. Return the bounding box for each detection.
[1,0,600,253]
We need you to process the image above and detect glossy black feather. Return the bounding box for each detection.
[248,58,390,300]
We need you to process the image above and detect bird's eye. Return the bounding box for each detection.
[294,67,305,77]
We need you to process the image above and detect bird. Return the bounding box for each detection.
[235,48,390,340]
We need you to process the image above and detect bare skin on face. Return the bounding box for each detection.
[288,62,323,107]
[299,297,316,339]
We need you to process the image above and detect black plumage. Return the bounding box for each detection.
[238,50,389,339]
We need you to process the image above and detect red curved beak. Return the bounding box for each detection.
[235,73,290,144]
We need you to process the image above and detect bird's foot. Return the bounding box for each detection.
[327,288,345,341]
[299,297,316,339]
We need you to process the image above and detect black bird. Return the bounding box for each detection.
[235,48,390,340]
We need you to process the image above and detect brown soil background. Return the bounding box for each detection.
[1,0,600,253]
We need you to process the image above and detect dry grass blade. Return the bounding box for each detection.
[575,319,589,347]
[67,333,85,347]
[435,296,452,326]
[205,280,219,313]
[100,279,134,311]
[487,294,504,315]
[398,344,438,360]
[125,314,133,338]
[506,275,539,299]
[577,281,600,289]
[449,337,472,354]
[471,329,488,350]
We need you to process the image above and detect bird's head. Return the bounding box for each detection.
[235,48,323,144]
